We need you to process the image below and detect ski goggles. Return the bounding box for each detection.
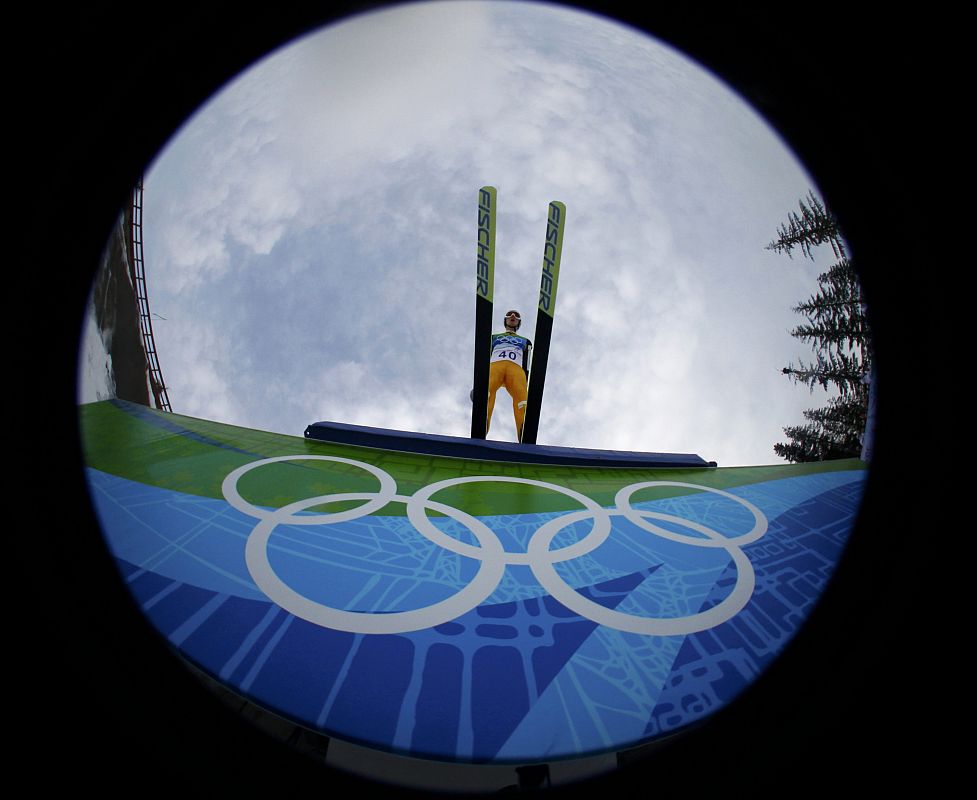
[505,311,521,319]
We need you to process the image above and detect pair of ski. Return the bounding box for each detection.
[470,186,566,444]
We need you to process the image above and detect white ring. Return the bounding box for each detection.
[222,455,397,523]
[528,507,756,635]
[615,481,767,547]
[407,475,611,566]
[244,491,506,634]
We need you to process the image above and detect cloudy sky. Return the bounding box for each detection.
[93,1,840,466]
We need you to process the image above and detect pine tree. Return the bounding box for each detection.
[766,190,846,261]
[773,395,868,462]
[771,193,874,462]
[781,349,866,397]
[791,258,869,358]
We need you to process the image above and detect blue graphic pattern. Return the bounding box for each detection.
[87,467,864,762]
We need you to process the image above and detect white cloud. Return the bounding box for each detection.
[154,315,246,426]
[135,1,834,466]
[269,2,499,178]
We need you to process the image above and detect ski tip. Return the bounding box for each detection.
[547,200,566,229]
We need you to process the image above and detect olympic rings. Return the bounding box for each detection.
[223,455,769,636]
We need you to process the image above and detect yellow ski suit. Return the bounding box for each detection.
[486,331,531,439]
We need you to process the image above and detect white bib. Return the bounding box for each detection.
[491,345,523,364]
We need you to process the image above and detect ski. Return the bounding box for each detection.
[470,186,496,439]
[521,200,566,445]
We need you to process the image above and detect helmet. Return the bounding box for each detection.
[504,309,521,330]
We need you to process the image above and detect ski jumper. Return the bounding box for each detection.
[486,331,532,439]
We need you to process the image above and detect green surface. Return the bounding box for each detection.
[79,400,865,517]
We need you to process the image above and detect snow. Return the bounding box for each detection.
[77,292,115,404]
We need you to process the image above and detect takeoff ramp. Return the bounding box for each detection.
[80,399,866,770]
